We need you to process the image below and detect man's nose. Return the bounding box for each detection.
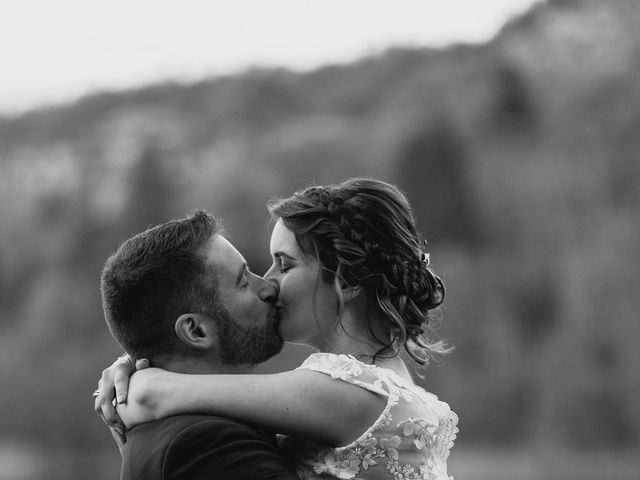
[253,275,279,301]
[263,263,277,283]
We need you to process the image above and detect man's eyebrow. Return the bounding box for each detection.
[235,262,248,286]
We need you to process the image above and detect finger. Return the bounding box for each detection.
[135,358,150,370]
[93,379,102,414]
[117,353,136,371]
[114,363,134,404]
[111,424,127,445]
[110,409,126,431]
[100,367,117,405]
[101,397,118,426]
[94,391,103,416]
[94,378,111,417]
[104,354,132,402]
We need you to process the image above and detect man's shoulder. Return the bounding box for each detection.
[132,413,257,439]
[122,415,293,480]
[156,413,277,449]
[125,414,273,459]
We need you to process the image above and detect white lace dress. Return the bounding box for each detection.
[280,353,458,480]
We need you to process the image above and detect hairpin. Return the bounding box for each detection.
[420,240,430,266]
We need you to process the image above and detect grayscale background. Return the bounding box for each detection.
[1,1,638,478]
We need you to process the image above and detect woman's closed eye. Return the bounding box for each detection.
[268,257,291,274]
[267,253,295,275]
[279,259,292,273]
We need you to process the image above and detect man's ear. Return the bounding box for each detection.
[174,313,216,349]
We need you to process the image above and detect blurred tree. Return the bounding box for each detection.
[396,117,481,247]
[123,142,176,235]
[489,62,537,132]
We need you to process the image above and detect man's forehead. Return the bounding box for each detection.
[206,235,245,281]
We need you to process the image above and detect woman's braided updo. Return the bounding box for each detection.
[267,178,451,366]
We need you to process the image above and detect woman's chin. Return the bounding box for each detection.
[278,322,320,349]
[282,336,306,346]
[282,335,319,351]
[280,329,308,347]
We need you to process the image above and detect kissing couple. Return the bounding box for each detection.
[94,178,458,480]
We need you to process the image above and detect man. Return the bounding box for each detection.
[95,210,296,480]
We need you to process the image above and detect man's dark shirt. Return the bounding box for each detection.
[121,414,297,480]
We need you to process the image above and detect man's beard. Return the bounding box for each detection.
[215,305,283,365]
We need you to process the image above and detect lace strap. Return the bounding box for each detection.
[297,353,392,397]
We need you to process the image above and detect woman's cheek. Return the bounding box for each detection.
[282,273,301,300]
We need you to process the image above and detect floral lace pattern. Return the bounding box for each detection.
[282,353,458,480]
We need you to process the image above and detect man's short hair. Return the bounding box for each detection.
[101,210,223,359]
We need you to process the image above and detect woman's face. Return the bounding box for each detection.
[264,219,339,349]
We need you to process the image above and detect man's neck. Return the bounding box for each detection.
[154,356,254,375]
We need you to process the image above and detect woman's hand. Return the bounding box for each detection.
[93,354,150,442]
[116,367,184,428]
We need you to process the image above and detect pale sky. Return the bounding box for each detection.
[1,0,541,114]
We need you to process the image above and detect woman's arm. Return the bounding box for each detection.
[118,368,386,446]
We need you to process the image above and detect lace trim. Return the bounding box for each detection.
[299,353,455,422]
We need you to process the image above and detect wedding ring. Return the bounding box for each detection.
[92,389,101,398]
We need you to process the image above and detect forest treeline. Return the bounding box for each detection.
[1,0,638,450]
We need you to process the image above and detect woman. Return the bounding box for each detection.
[98,178,458,480]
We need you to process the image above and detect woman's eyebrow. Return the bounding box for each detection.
[273,251,296,261]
